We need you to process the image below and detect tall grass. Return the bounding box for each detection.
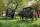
[0,20,40,27]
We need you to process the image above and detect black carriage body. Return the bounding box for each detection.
[19,7,35,18]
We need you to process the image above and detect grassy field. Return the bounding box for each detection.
[0,18,40,27]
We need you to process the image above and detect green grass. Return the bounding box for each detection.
[0,18,40,27]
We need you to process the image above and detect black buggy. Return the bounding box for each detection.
[18,7,37,21]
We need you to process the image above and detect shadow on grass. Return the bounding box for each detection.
[16,20,33,23]
[32,24,40,27]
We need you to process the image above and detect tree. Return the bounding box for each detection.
[0,0,5,16]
